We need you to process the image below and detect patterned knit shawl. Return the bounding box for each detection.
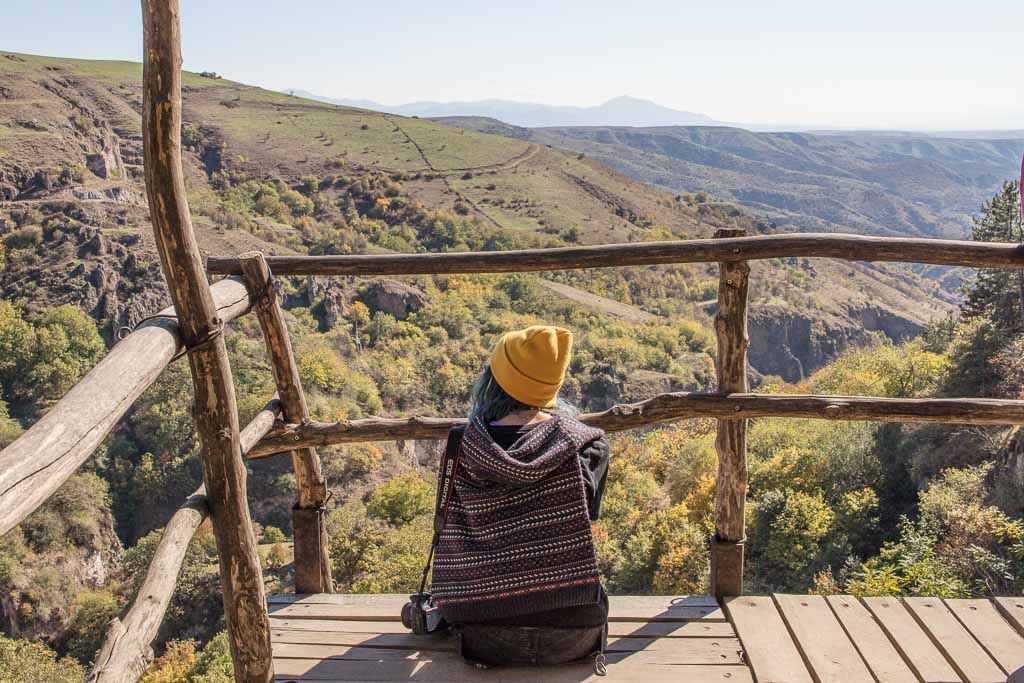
[431,414,605,623]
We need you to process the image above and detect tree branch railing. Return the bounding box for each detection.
[206,233,1024,276]
[87,396,281,683]
[245,392,1024,458]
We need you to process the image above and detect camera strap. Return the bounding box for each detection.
[416,428,463,599]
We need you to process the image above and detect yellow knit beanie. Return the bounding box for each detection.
[489,325,573,408]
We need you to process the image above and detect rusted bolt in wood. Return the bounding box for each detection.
[726,279,734,285]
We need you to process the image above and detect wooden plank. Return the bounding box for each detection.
[271,629,455,651]
[272,656,754,682]
[269,619,415,635]
[606,620,735,638]
[272,638,744,664]
[141,2,271,680]
[774,594,873,683]
[824,595,917,683]
[606,636,741,657]
[903,597,1003,683]
[205,233,1024,277]
[267,594,725,622]
[268,594,409,607]
[608,595,723,621]
[712,227,750,599]
[994,597,1024,636]
[268,597,724,623]
[944,599,1024,676]
[903,597,1004,683]
[249,392,1024,457]
[268,617,736,638]
[863,597,962,683]
[268,603,404,622]
[240,252,332,594]
[0,276,250,536]
[271,628,741,658]
[724,595,812,683]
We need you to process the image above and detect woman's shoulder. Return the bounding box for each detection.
[558,415,606,446]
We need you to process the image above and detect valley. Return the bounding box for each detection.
[437,117,1023,295]
[0,51,955,383]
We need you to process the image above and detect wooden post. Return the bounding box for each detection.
[141,2,272,681]
[711,227,750,599]
[240,252,334,594]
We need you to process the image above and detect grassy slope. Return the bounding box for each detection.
[0,51,955,380]
[436,117,1023,242]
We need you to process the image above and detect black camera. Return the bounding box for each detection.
[401,592,447,635]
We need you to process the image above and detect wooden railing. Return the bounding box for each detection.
[0,1,1018,681]
[206,234,1024,275]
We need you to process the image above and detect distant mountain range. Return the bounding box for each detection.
[282,91,721,128]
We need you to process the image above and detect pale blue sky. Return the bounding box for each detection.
[2,0,1021,130]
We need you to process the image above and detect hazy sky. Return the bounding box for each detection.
[2,0,1021,130]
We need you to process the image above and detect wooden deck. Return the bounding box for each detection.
[268,593,1024,682]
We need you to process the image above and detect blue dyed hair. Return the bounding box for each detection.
[469,366,577,423]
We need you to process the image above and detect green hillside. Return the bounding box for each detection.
[0,51,953,383]
[437,117,1023,242]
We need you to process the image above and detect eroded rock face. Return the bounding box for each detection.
[0,216,168,340]
[748,304,925,382]
[356,279,427,320]
[292,275,350,330]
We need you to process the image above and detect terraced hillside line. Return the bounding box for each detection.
[382,113,436,172]
[383,113,506,229]
[539,279,658,324]
[433,142,540,175]
[563,170,650,229]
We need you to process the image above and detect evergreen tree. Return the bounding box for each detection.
[961,181,1023,335]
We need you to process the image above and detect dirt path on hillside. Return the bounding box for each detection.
[538,280,658,324]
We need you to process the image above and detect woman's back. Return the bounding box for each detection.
[430,414,607,623]
[415,324,611,670]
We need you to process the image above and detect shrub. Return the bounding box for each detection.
[141,640,197,682]
[759,490,835,590]
[298,347,348,394]
[0,635,83,683]
[266,542,290,570]
[65,590,120,664]
[4,226,42,250]
[263,526,286,543]
[280,188,314,216]
[191,631,234,683]
[366,471,433,525]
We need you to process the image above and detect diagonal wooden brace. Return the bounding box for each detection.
[240,251,334,594]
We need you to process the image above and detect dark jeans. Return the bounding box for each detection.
[454,623,607,667]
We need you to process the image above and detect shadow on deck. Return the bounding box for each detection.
[267,593,1024,682]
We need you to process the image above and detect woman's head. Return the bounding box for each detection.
[471,325,577,422]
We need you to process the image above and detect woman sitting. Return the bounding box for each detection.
[430,325,611,669]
